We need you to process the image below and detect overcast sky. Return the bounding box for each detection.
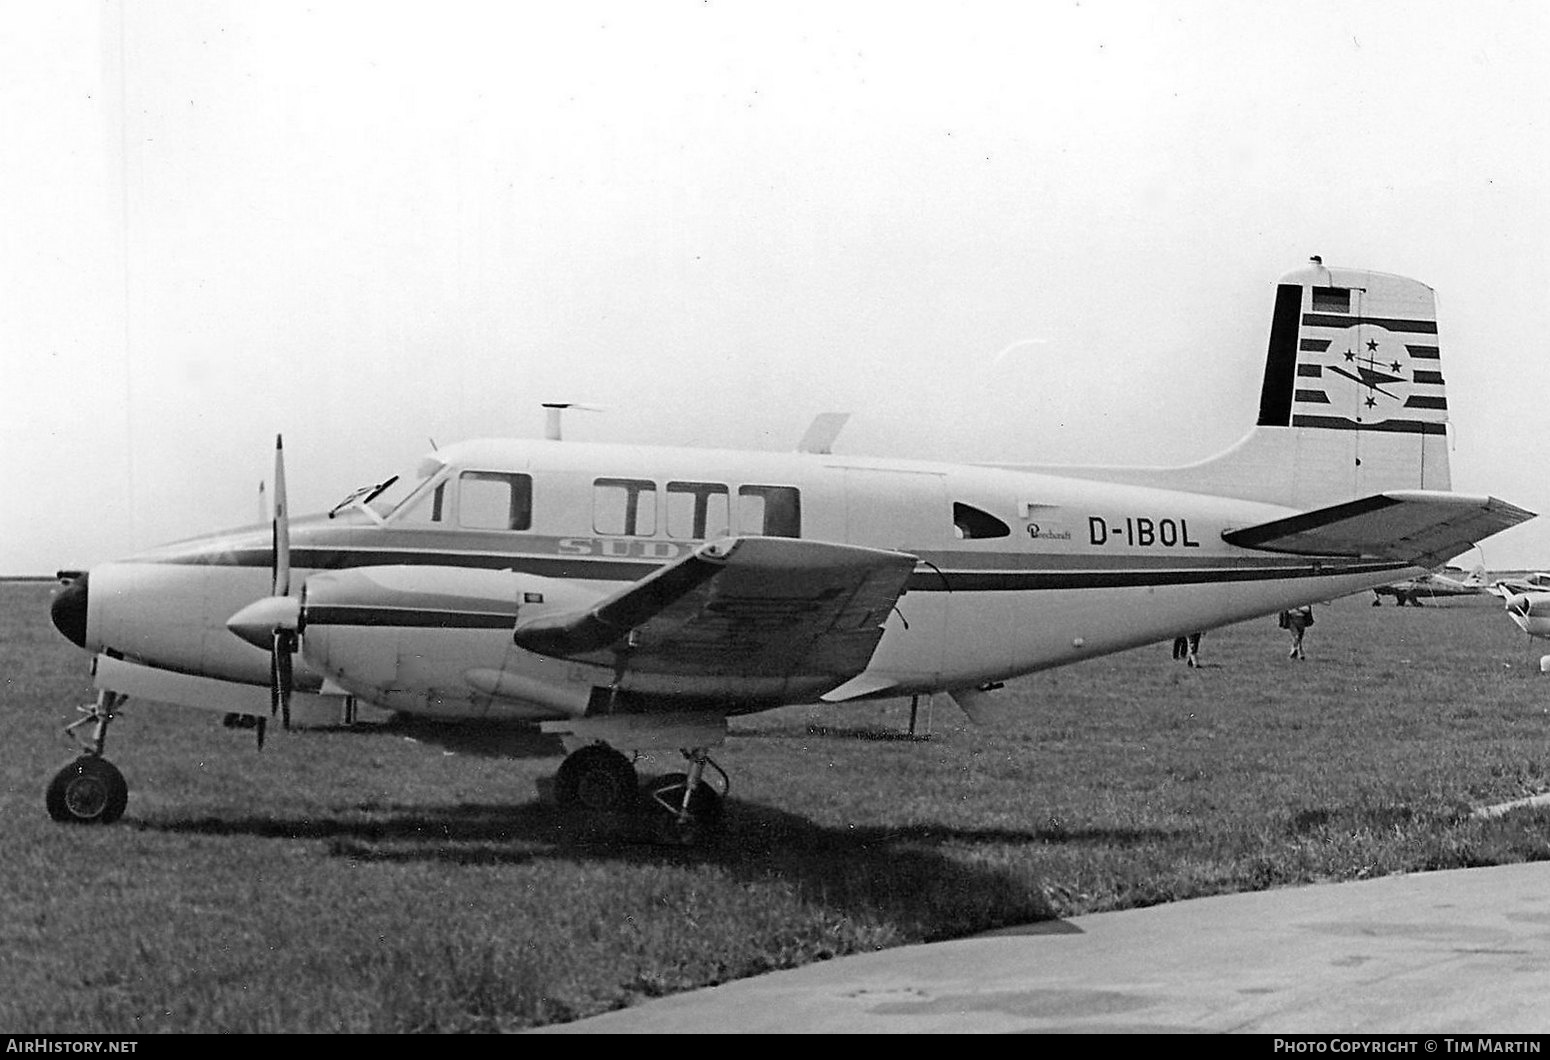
[3,0,1548,574]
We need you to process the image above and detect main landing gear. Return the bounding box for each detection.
[45,690,129,825]
[551,742,728,839]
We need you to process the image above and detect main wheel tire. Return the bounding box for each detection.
[45,756,128,824]
[553,745,638,813]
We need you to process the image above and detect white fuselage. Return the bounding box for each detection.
[77,436,1415,720]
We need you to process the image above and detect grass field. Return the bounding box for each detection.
[3,580,1550,1032]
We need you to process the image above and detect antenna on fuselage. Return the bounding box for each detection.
[258,480,266,525]
[540,402,604,441]
[797,412,851,454]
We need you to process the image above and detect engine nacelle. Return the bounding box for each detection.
[1504,591,1550,640]
[299,565,609,719]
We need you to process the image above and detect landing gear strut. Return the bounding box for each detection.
[46,690,129,824]
[550,741,729,839]
[543,713,731,839]
[644,749,728,842]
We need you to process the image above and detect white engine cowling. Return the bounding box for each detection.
[299,565,608,719]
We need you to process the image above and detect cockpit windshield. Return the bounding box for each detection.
[327,458,447,522]
[376,458,449,520]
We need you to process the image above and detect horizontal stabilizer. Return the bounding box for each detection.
[1223,491,1535,567]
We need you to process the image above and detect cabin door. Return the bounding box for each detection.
[842,468,945,681]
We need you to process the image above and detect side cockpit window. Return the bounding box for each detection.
[952,502,1009,539]
[393,480,448,526]
[459,471,533,530]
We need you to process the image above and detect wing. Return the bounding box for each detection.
[513,536,917,702]
[1223,491,1535,568]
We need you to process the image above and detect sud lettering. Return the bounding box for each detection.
[558,538,687,559]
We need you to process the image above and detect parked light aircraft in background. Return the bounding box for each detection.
[1499,591,1550,642]
[1484,571,1550,643]
[1487,572,1550,598]
[1370,564,1491,606]
[46,259,1533,835]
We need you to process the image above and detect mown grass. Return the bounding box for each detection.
[3,581,1550,1032]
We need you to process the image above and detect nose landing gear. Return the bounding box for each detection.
[644,750,728,843]
[46,690,129,825]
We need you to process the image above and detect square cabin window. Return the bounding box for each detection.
[594,478,658,536]
[458,471,532,530]
[666,481,730,539]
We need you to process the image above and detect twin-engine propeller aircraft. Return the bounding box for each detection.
[47,260,1533,834]
[1370,564,1491,606]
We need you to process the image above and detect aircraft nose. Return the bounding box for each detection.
[51,572,89,648]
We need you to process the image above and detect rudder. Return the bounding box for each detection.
[1254,257,1450,504]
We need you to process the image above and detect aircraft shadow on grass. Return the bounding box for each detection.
[735,723,936,743]
[141,802,1179,930]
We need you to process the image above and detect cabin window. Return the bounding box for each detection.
[737,485,801,538]
[594,478,658,536]
[952,502,1010,539]
[666,481,730,540]
[1311,286,1351,313]
[458,471,532,531]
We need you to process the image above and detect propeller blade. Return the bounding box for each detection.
[272,434,290,597]
[273,630,294,729]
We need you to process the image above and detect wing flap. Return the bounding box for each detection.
[513,536,917,696]
[1223,491,1535,566]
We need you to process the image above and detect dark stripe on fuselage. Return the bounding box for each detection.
[908,560,1404,593]
[150,547,663,583]
[137,542,1406,598]
[306,606,517,629]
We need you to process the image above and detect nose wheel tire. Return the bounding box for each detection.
[553,745,639,814]
[45,756,128,824]
[646,772,725,829]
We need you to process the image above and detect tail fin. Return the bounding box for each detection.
[1242,259,1450,505]
[1014,260,1453,510]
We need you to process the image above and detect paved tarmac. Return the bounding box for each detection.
[538,855,1550,1033]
